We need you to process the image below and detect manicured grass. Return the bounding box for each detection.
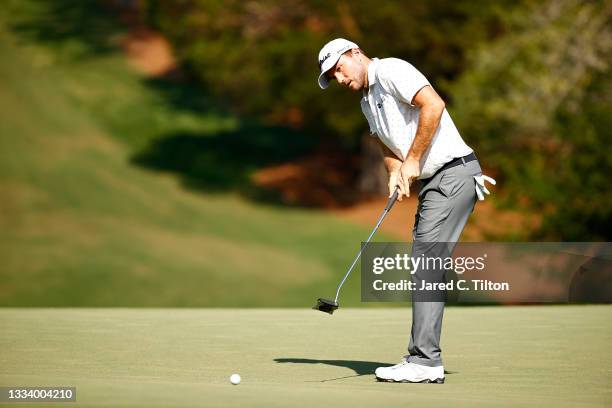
[0,1,396,307]
[1,306,611,407]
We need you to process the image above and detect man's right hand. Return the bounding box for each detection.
[388,170,406,201]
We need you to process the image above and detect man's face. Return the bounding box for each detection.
[327,51,366,91]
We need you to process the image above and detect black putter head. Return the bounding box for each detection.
[313,298,339,315]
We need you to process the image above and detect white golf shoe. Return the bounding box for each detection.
[375,360,444,383]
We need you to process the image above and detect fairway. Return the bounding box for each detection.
[1,307,611,407]
[1,2,610,407]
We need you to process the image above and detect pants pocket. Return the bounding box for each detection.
[438,171,457,198]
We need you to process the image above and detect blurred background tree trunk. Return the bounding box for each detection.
[358,133,387,196]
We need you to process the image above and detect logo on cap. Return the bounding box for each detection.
[318,52,331,69]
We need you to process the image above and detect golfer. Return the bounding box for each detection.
[317,38,494,383]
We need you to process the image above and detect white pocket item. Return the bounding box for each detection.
[474,175,496,201]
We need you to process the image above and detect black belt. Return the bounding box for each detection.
[420,152,477,185]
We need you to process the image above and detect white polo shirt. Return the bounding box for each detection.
[360,57,473,179]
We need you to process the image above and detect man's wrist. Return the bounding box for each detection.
[384,157,402,172]
[387,163,401,174]
[406,152,421,163]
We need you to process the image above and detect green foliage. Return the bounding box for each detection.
[449,0,611,240]
[148,0,611,239]
[542,72,612,239]
[146,0,512,146]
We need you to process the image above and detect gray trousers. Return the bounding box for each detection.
[405,158,482,367]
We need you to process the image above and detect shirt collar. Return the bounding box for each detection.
[367,58,379,88]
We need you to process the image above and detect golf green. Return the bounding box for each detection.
[1,307,610,407]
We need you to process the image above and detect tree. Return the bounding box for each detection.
[144,0,511,145]
[449,0,612,240]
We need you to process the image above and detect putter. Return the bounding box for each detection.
[313,188,399,314]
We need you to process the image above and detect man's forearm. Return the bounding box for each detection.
[407,104,444,162]
[376,138,402,173]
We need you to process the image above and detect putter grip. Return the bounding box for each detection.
[385,188,399,212]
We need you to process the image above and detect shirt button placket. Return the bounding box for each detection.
[368,90,382,135]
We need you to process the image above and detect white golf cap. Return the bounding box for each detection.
[317,38,359,89]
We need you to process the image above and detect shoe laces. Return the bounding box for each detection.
[391,357,410,369]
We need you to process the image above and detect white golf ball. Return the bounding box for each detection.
[230,374,241,385]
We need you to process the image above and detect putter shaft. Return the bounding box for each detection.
[334,189,399,303]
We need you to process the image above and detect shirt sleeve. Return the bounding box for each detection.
[377,59,430,106]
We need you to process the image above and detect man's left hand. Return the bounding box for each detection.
[398,157,421,200]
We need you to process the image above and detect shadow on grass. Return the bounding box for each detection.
[274,358,385,381]
[275,358,456,382]
[130,124,317,206]
[7,0,329,208]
